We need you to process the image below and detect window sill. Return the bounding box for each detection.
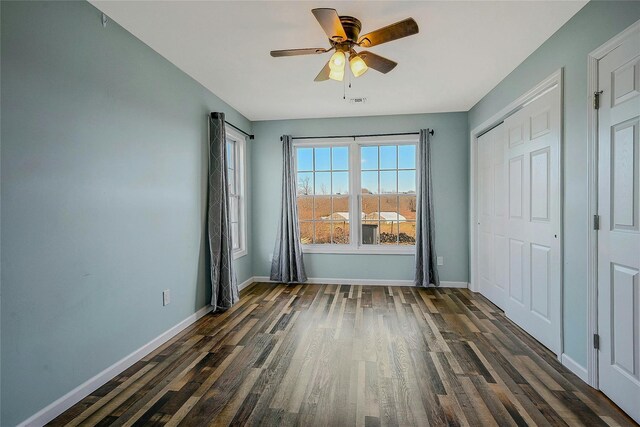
[302,245,415,255]
[233,249,248,260]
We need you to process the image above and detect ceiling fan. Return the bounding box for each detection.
[270,8,419,82]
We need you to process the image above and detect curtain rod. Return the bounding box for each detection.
[280,129,434,141]
[209,113,254,140]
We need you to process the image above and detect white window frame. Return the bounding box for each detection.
[226,127,247,259]
[293,134,418,255]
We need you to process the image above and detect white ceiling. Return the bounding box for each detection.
[90,1,586,121]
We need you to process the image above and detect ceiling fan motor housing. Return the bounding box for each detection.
[338,16,362,43]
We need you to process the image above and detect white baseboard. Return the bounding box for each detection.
[18,305,213,427]
[561,353,589,383]
[251,276,468,288]
[438,281,469,288]
[238,276,255,291]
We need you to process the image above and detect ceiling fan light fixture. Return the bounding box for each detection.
[349,54,368,77]
[329,50,346,70]
[328,50,346,81]
[329,68,345,81]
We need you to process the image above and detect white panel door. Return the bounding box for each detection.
[477,124,508,309]
[597,29,640,423]
[503,86,561,355]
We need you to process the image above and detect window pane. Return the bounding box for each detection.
[313,196,331,220]
[332,171,349,194]
[379,195,398,222]
[380,221,398,245]
[380,171,397,193]
[231,222,240,249]
[297,148,313,171]
[297,172,314,195]
[315,147,331,171]
[230,197,238,222]
[398,170,416,193]
[361,146,378,170]
[398,145,416,169]
[361,171,378,194]
[332,222,350,244]
[228,168,236,194]
[332,146,349,171]
[332,196,349,219]
[314,221,331,244]
[297,197,313,220]
[362,220,379,245]
[399,221,416,245]
[227,141,234,167]
[300,222,313,245]
[399,195,417,220]
[379,145,397,170]
[315,171,331,195]
[362,195,379,218]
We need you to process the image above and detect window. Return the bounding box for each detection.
[294,135,417,254]
[226,128,247,258]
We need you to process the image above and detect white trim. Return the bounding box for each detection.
[561,353,589,383]
[586,19,640,390]
[302,246,414,255]
[238,275,255,291]
[17,305,213,427]
[589,19,640,59]
[251,275,468,288]
[233,249,248,260]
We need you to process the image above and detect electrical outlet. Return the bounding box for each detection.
[437,256,444,266]
[162,289,170,306]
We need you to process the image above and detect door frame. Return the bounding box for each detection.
[586,19,640,390]
[469,68,564,360]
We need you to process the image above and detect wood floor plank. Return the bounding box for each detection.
[50,284,638,427]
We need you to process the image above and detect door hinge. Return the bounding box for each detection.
[593,90,603,110]
[593,214,600,230]
[593,333,600,349]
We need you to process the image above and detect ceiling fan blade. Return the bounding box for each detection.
[270,48,328,57]
[358,18,419,48]
[314,61,331,82]
[312,8,347,41]
[359,51,397,74]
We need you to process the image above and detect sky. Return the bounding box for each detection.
[296,145,416,195]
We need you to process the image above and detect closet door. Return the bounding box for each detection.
[503,86,561,355]
[477,124,508,309]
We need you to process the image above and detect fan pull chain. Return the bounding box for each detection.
[343,77,346,100]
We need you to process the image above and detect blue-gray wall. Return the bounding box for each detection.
[469,1,640,368]
[0,1,252,425]
[251,113,469,283]
[4,0,640,424]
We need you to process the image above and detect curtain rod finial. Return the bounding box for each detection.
[428,129,435,136]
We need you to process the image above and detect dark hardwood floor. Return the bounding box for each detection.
[50,283,636,426]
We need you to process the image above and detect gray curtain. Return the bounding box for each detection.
[270,135,307,283]
[208,112,239,309]
[415,129,440,287]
